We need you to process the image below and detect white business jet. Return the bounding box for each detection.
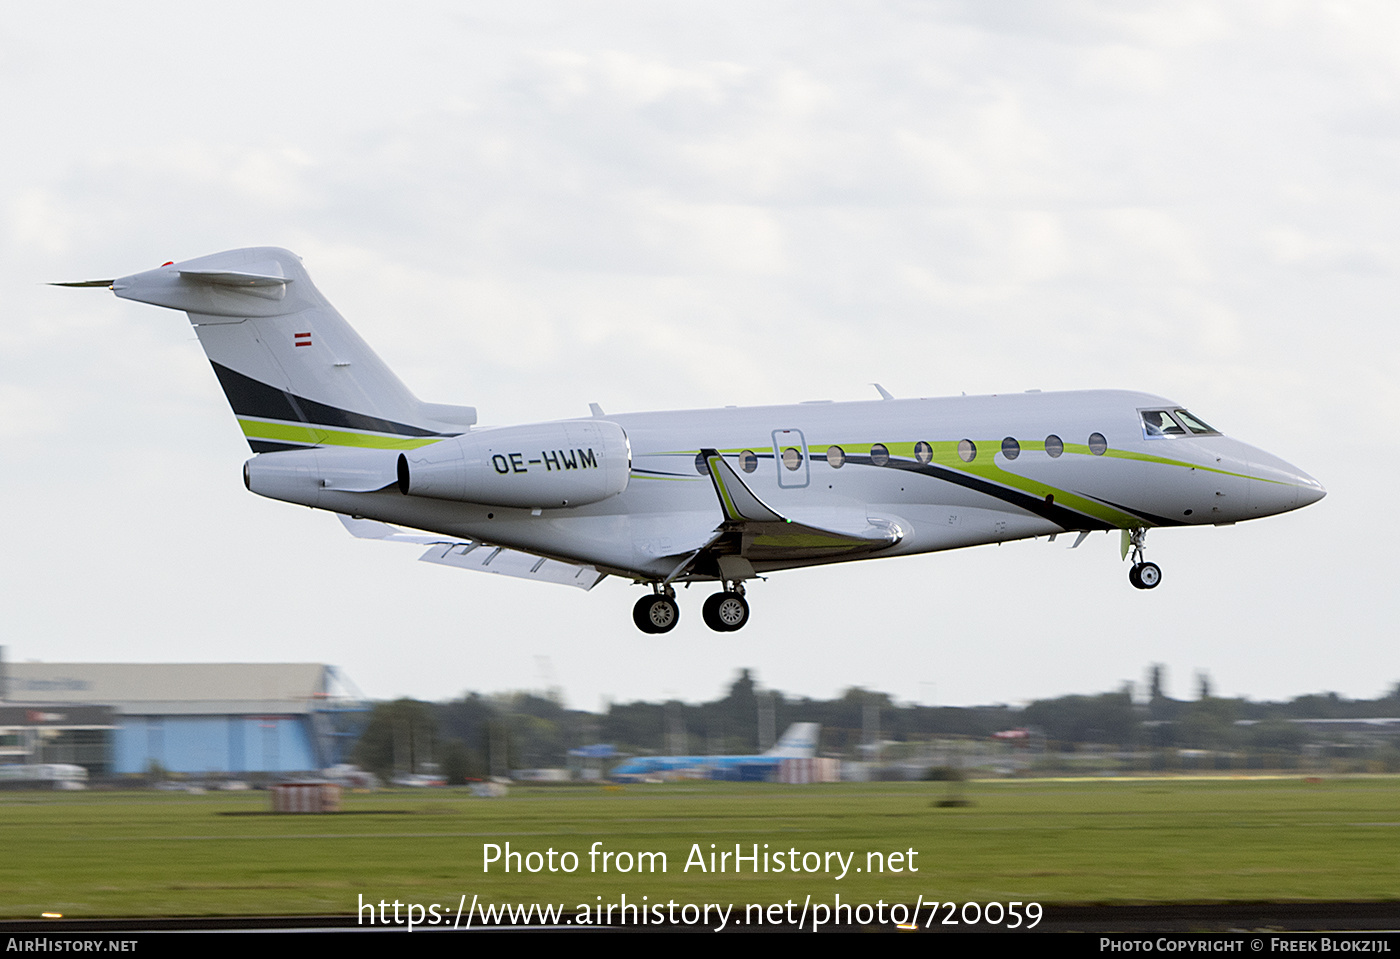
[60,248,1325,634]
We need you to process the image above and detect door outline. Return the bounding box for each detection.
[772,428,810,489]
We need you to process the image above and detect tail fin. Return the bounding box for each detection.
[764,723,821,759]
[112,248,475,452]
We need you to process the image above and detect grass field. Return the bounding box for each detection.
[0,776,1396,919]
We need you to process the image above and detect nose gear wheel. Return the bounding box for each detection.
[1124,527,1162,590]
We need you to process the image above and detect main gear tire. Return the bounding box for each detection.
[703,592,750,632]
[634,594,681,633]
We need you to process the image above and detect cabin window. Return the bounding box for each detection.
[1140,409,1186,438]
[957,439,977,463]
[1173,409,1219,435]
[826,446,845,468]
[1045,434,1063,458]
[782,447,803,471]
[870,443,890,467]
[914,441,932,465]
[1001,437,1020,460]
[740,450,758,473]
[1088,432,1108,455]
[694,452,710,475]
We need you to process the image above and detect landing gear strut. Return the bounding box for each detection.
[1125,527,1162,590]
[702,583,750,632]
[633,585,680,633]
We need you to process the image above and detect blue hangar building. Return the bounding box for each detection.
[3,663,366,778]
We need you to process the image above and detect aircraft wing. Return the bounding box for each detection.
[701,449,901,562]
[336,515,607,590]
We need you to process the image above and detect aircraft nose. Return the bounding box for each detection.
[1295,471,1326,508]
[1247,450,1325,516]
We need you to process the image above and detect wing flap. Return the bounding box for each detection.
[336,514,605,590]
[337,514,447,544]
[419,543,605,590]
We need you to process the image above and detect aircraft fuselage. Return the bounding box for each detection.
[313,388,1322,582]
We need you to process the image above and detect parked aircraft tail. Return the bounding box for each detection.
[763,722,821,759]
[103,248,476,452]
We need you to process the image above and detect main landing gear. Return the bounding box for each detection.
[633,583,752,633]
[633,587,680,634]
[702,585,749,632]
[1125,527,1162,590]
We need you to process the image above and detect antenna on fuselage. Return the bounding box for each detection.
[871,383,893,400]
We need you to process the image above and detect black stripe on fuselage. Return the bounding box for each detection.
[632,468,698,478]
[248,439,311,453]
[1079,494,1185,528]
[844,455,1116,531]
[210,362,443,438]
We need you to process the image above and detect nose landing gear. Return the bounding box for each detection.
[1124,527,1162,590]
[1128,561,1162,589]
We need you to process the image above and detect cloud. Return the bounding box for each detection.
[0,1,1391,707]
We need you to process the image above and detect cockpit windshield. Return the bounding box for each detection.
[1173,409,1218,434]
[1140,410,1186,437]
[1140,408,1220,438]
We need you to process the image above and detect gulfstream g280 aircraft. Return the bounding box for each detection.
[63,248,1325,634]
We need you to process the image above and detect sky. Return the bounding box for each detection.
[2,2,1395,712]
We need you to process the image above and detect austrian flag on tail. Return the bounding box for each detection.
[294,331,312,347]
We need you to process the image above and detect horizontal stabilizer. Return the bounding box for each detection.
[178,267,290,288]
[111,251,298,315]
[336,514,605,590]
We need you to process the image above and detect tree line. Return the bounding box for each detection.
[351,667,1400,782]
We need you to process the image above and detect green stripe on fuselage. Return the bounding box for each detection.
[1096,446,1279,483]
[238,418,444,450]
[857,440,1143,528]
[651,438,1288,530]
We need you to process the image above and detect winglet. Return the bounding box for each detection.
[692,449,899,565]
[701,449,785,523]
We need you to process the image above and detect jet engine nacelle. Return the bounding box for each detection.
[243,445,400,508]
[397,420,631,509]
